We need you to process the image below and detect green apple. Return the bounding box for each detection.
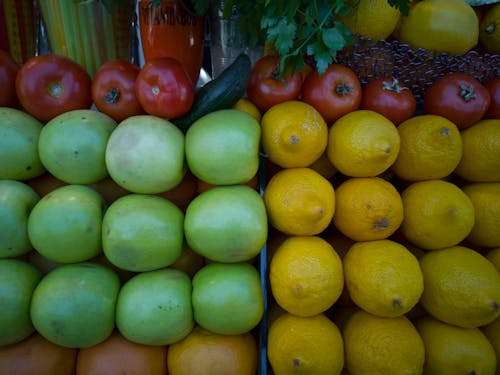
[27,185,105,263]
[0,259,42,345]
[184,185,267,263]
[0,180,40,258]
[116,268,194,345]
[102,194,184,272]
[0,107,45,180]
[105,115,185,194]
[38,109,117,184]
[185,109,260,185]
[30,262,120,348]
[192,262,264,335]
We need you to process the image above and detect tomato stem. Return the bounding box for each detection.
[459,84,476,102]
[103,88,121,104]
[335,83,353,96]
[48,81,63,98]
[382,77,408,93]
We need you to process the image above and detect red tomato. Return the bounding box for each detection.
[301,64,362,125]
[15,54,92,123]
[483,77,500,119]
[423,72,491,129]
[361,77,416,125]
[91,60,145,122]
[135,57,194,119]
[0,49,19,108]
[246,56,302,112]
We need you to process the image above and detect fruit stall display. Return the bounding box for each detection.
[0,0,500,374]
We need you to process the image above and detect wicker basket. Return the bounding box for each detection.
[336,36,500,107]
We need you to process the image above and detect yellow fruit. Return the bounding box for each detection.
[261,100,328,168]
[486,248,500,272]
[268,312,344,375]
[455,119,500,182]
[167,325,258,375]
[419,245,500,328]
[343,309,425,375]
[462,183,500,248]
[327,110,400,177]
[401,179,475,250]
[482,316,500,375]
[232,98,262,122]
[479,3,500,54]
[269,235,344,317]
[416,315,497,375]
[263,167,335,236]
[343,239,424,318]
[309,151,337,179]
[391,115,462,181]
[332,177,403,241]
[340,0,401,40]
[397,0,479,55]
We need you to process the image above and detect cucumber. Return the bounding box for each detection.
[173,53,252,133]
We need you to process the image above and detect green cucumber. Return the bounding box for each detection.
[173,53,252,133]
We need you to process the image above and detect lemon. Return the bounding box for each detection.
[416,315,497,375]
[462,183,500,248]
[401,180,475,250]
[343,309,425,375]
[309,151,337,179]
[332,177,403,241]
[269,235,344,317]
[261,100,328,168]
[343,239,423,318]
[397,0,479,55]
[486,248,500,272]
[263,167,335,236]
[268,312,344,375]
[391,115,462,181]
[327,110,400,177]
[479,3,500,54]
[340,0,401,40]
[454,119,500,182]
[232,98,262,122]
[482,316,500,375]
[420,246,500,328]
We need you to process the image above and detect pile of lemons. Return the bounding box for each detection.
[253,96,500,375]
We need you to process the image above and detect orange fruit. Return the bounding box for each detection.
[263,167,335,236]
[167,325,258,375]
[169,242,205,278]
[156,171,198,212]
[261,100,328,168]
[0,333,77,375]
[76,330,167,375]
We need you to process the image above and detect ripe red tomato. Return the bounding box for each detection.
[301,64,361,125]
[135,57,194,119]
[0,49,19,108]
[483,77,500,119]
[423,72,491,129]
[246,56,302,112]
[361,77,417,125]
[15,54,92,123]
[91,60,145,122]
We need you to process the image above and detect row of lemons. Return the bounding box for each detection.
[245,95,500,374]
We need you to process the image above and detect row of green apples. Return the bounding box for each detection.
[0,105,268,349]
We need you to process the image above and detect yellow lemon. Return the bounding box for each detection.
[462,183,500,248]
[343,239,424,318]
[479,3,500,54]
[327,110,400,177]
[261,100,328,168]
[263,167,335,236]
[454,119,500,182]
[340,0,402,40]
[232,98,262,122]
[419,245,500,328]
[397,0,479,55]
[332,177,403,241]
[416,315,497,375]
[482,316,500,375]
[269,235,344,317]
[401,179,475,250]
[268,312,344,375]
[343,309,425,375]
[391,114,462,181]
[309,151,337,179]
[486,248,500,272]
